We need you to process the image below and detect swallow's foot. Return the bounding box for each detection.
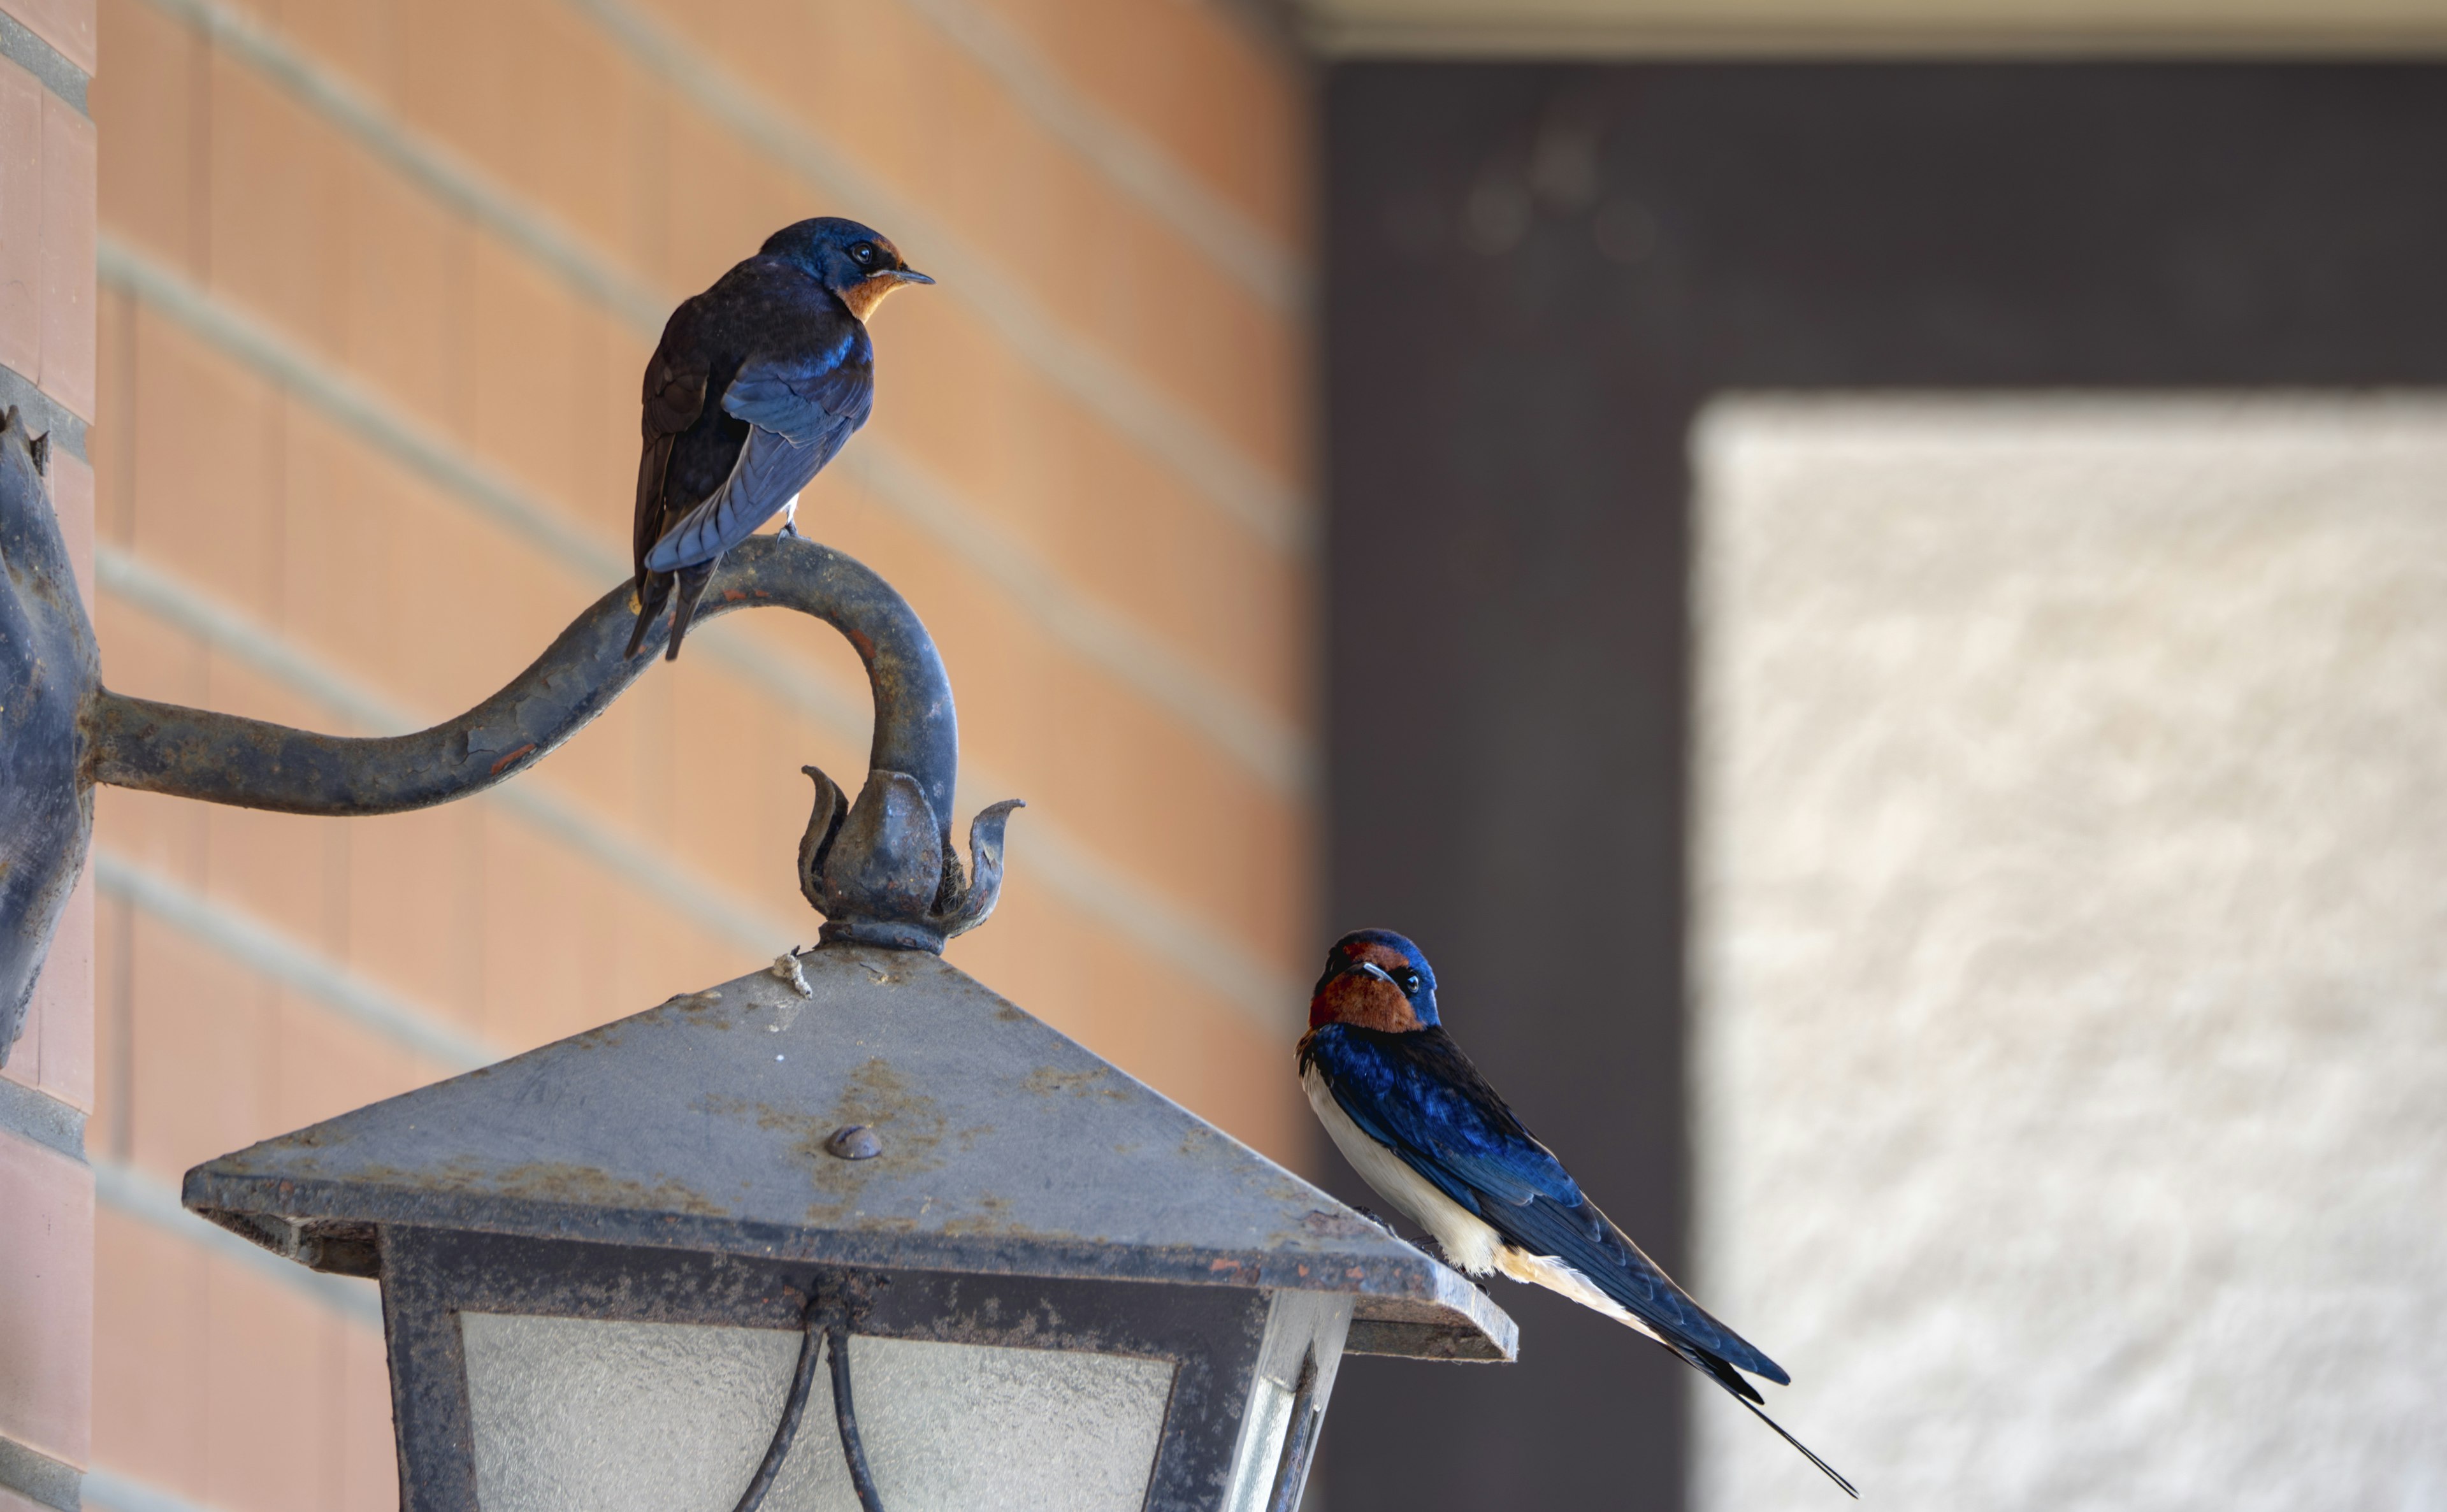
[779,521,802,539]
[1350,1206,1401,1239]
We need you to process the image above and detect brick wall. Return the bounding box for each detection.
[71,1,1315,1508]
[0,1,95,1508]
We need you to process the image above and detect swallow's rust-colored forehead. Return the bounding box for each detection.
[1341,939,1413,974]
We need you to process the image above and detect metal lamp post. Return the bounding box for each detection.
[0,409,1515,1511]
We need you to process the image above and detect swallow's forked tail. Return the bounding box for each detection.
[1680,1344,1857,1499]
[1731,1390,1858,1499]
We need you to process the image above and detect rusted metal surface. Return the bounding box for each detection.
[3,511,1024,1056]
[184,943,1517,1364]
[84,533,955,819]
[83,532,1018,951]
[0,409,97,1063]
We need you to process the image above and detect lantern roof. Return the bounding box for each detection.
[185,943,1515,1362]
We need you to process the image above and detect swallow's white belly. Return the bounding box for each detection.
[1303,1062,1506,1276]
[1300,1062,1666,1342]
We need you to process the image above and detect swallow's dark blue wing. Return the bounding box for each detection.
[1302,1023,1789,1386]
[642,328,874,573]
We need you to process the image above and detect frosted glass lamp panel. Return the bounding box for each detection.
[460,1312,1175,1512]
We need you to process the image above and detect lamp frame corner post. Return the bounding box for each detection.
[0,403,1515,1512]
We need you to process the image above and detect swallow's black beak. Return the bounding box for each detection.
[890,267,935,285]
[1340,960,1396,984]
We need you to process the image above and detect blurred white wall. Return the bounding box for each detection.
[1688,394,2447,1511]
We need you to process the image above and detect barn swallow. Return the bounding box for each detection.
[627,217,932,660]
[1300,929,1856,1497]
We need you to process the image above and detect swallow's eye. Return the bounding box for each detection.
[1395,970,1422,995]
[850,242,878,268]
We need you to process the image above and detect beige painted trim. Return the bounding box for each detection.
[1303,0,2447,55]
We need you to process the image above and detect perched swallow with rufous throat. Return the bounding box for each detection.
[627,217,932,661]
[1299,928,1856,1497]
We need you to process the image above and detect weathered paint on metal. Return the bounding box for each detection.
[80,533,1020,950]
[184,944,1517,1363]
[83,533,958,823]
[0,410,97,1063]
[1,510,1023,1062]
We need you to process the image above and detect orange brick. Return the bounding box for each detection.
[570,304,651,542]
[825,500,1309,968]
[94,583,208,704]
[266,984,437,1139]
[92,1206,209,1490]
[489,0,654,266]
[206,51,350,363]
[93,0,206,273]
[869,297,1312,724]
[596,880,751,1016]
[192,651,352,953]
[203,797,347,963]
[337,1321,398,1512]
[945,873,1309,1167]
[340,802,482,1031]
[48,447,92,607]
[6,863,94,1109]
[0,1128,93,1464]
[326,443,592,725]
[94,780,209,893]
[128,306,284,616]
[462,229,588,517]
[92,888,127,1162]
[474,810,620,1049]
[273,403,408,688]
[387,0,508,204]
[94,284,131,543]
[393,0,653,275]
[41,88,96,419]
[0,59,41,378]
[7,0,97,74]
[661,654,793,891]
[649,0,1306,483]
[660,96,819,300]
[971,0,1307,247]
[338,154,468,437]
[526,673,647,832]
[201,1251,343,1512]
[126,908,272,1181]
[264,0,393,107]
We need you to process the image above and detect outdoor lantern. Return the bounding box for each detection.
[180,941,1513,1511]
[0,414,1515,1512]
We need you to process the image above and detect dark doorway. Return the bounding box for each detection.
[1322,62,2447,1511]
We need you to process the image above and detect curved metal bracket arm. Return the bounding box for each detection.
[1,410,1018,1065]
[86,534,959,823]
